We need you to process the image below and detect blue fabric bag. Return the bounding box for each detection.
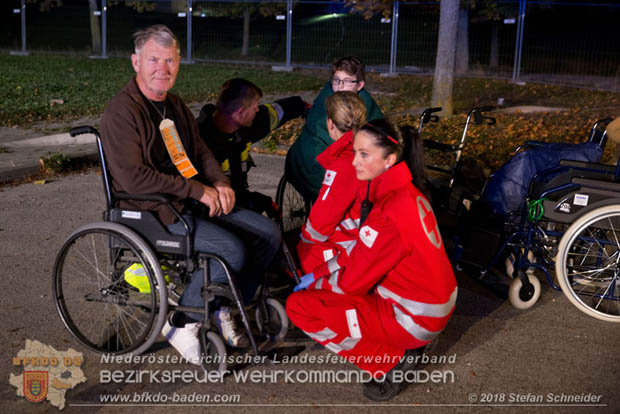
[480,142,603,216]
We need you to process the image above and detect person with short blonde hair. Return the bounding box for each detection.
[295,91,367,277]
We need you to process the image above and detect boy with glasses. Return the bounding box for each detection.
[285,56,383,202]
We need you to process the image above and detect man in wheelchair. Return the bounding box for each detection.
[100,25,281,362]
[197,77,308,219]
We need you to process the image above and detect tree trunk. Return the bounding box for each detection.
[88,0,101,55]
[431,0,460,116]
[489,21,499,69]
[241,8,250,57]
[455,7,469,74]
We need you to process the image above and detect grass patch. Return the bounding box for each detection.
[1,53,619,173]
[0,53,324,127]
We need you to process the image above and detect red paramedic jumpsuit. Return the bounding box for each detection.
[296,131,364,279]
[287,162,457,377]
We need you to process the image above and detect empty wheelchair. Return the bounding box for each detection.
[455,118,620,318]
[52,126,289,373]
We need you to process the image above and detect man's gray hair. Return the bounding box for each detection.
[133,24,180,55]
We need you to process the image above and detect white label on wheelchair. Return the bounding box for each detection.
[573,194,589,206]
[122,210,142,219]
[156,240,181,248]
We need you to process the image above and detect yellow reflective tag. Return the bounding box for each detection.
[159,119,198,179]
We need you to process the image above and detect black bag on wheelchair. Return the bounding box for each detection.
[480,141,603,217]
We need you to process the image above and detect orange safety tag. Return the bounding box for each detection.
[159,119,198,179]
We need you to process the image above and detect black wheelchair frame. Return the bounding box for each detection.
[52,126,290,373]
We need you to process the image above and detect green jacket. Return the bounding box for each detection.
[285,82,383,201]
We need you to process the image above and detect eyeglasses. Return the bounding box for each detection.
[331,77,358,86]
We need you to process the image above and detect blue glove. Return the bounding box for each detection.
[293,273,315,292]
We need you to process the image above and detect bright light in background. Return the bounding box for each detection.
[301,13,347,25]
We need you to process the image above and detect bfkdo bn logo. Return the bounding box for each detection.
[9,339,86,410]
[24,371,49,403]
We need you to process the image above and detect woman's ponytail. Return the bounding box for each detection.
[400,125,429,199]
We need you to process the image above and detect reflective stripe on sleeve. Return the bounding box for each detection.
[327,256,341,275]
[339,218,359,231]
[305,219,329,242]
[327,270,344,294]
[336,240,357,256]
[377,285,457,318]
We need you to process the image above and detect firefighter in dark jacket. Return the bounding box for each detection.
[197,78,308,216]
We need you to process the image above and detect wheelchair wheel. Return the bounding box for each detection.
[199,329,228,375]
[555,205,620,322]
[275,175,310,233]
[53,222,168,354]
[255,298,289,342]
[508,271,541,310]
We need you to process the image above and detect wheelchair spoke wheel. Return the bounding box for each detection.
[275,175,310,233]
[53,222,168,354]
[255,298,289,342]
[555,205,620,322]
[199,329,228,375]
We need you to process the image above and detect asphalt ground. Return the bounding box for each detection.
[1,151,619,414]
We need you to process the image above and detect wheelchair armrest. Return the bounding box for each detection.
[114,192,173,203]
[571,177,620,193]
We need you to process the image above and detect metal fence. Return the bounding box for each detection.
[3,0,620,91]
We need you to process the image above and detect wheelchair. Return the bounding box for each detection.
[454,117,620,321]
[52,126,290,373]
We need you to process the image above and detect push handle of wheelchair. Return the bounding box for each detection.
[70,125,100,138]
[472,107,496,126]
[418,107,442,132]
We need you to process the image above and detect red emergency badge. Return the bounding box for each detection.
[417,196,442,248]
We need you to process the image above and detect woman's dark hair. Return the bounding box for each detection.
[358,118,428,197]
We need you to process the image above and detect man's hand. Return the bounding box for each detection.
[199,185,222,217]
[214,181,235,215]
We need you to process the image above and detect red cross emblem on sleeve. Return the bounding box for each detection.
[417,196,442,248]
[322,169,336,186]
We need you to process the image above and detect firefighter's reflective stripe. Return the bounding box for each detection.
[377,285,458,318]
[264,103,284,131]
[220,142,252,174]
[220,159,230,173]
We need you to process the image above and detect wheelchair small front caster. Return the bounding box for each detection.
[508,270,541,310]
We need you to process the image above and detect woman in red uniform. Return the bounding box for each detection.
[296,91,367,282]
[286,118,457,400]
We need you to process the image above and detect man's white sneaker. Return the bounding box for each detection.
[213,307,249,348]
[161,314,202,365]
